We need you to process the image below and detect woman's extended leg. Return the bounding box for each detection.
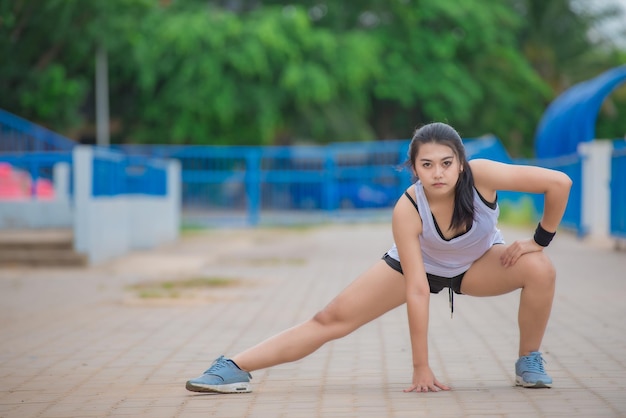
[460,244,556,357]
[232,260,407,372]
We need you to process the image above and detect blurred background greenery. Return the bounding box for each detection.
[1,0,625,156]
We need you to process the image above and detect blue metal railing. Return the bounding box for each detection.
[92,147,168,197]
[0,109,76,152]
[520,154,584,234]
[119,139,586,231]
[611,145,626,239]
[1,107,621,234]
[0,149,168,200]
[120,142,414,222]
[0,112,600,234]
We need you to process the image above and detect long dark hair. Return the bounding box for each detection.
[405,122,475,231]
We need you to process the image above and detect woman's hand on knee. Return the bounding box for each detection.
[404,365,450,393]
[500,239,543,268]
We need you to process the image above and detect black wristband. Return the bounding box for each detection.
[533,222,556,247]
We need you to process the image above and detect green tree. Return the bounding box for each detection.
[367,0,549,154]
[513,0,622,91]
[120,5,382,144]
[256,0,623,154]
[1,0,623,149]
[595,52,626,139]
[0,0,151,133]
[511,0,626,149]
[256,1,548,153]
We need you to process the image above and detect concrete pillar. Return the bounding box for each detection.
[73,146,93,256]
[578,141,613,239]
[53,162,70,203]
[167,158,181,241]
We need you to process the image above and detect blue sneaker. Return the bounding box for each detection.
[515,351,552,388]
[186,356,252,393]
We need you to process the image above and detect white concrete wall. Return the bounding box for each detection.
[0,146,180,263]
[127,159,181,249]
[72,146,180,264]
[0,200,73,228]
[128,197,174,249]
[81,198,132,264]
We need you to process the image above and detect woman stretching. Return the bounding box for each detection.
[185,122,572,393]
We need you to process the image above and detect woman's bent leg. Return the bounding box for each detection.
[232,260,406,372]
[461,245,556,357]
[461,245,556,388]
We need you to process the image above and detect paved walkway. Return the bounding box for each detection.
[0,222,625,418]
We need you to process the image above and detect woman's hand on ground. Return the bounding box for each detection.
[404,365,450,393]
[500,238,543,268]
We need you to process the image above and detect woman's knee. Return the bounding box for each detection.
[311,306,353,340]
[521,252,556,287]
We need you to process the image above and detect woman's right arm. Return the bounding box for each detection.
[392,192,450,392]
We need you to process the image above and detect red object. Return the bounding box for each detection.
[35,178,55,200]
[0,162,55,200]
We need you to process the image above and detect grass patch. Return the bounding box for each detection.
[498,196,538,227]
[260,223,322,232]
[244,257,306,266]
[127,276,240,299]
[180,223,212,235]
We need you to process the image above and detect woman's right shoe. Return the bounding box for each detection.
[186,355,253,393]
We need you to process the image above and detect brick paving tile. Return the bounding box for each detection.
[0,223,625,418]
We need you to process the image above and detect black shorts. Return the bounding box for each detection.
[382,253,464,295]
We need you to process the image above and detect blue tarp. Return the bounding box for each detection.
[535,65,626,158]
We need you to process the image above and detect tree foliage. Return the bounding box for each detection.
[0,0,152,130]
[122,5,381,144]
[361,0,550,153]
[1,0,624,154]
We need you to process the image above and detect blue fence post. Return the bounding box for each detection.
[610,147,626,239]
[28,157,38,198]
[570,156,584,236]
[245,148,261,226]
[323,146,337,211]
[397,141,410,196]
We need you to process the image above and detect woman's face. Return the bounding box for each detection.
[413,142,462,196]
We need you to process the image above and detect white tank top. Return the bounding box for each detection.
[386,181,504,277]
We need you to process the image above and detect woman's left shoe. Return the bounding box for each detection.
[515,351,553,388]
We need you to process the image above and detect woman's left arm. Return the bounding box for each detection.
[470,159,572,266]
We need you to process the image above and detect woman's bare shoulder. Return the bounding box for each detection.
[393,186,422,230]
